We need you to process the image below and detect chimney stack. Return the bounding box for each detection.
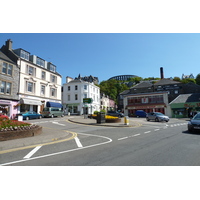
[160,67,164,79]
[5,39,13,50]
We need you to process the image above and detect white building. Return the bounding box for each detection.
[1,40,62,114]
[62,76,100,115]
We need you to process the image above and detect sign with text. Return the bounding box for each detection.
[83,98,93,104]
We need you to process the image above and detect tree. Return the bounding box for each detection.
[173,77,181,82]
[181,78,196,84]
[196,73,200,85]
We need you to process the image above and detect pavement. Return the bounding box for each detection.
[0,116,188,153]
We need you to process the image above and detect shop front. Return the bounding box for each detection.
[127,104,166,117]
[170,102,200,118]
[19,98,42,113]
[0,99,19,119]
[65,103,80,115]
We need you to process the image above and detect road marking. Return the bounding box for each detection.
[0,133,112,166]
[132,133,141,137]
[52,121,65,126]
[154,129,160,131]
[118,137,128,141]
[74,137,83,147]
[144,131,151,134]
[24,146,42,159]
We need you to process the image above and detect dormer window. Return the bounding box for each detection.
[36,57,45,67]
[50,64,56,72]
[20,50,29,60]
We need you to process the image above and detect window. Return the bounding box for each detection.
[84,85,87,90]
[84,94,87,98]
[20,50,29,60]
[68,95,70,101]
[26,65,36,76]
[174,90,179,94]
[41,71,46,80]
[50,88,56,97]
[68,86,70,91]
[75,85,78,90]
[36,57,44,67]
[0,81,11,95]
[50,64,56,72]
[75,94,78,100]
[41,85,45,95]
[51,74,57,83]
[27,82,34,93]
[2,62,13,75]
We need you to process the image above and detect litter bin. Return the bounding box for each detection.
[124,116,129,125]
[17,114,23,121]
[97,112,106,124]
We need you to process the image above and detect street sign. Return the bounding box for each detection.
[83,98,93,104]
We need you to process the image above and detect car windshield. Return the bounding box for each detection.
[156,112,164,116]
[193,113,200,120]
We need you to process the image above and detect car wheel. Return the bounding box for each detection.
[26,116,29,120]
[51,114,54,118]
[146,118,150,121]
[38,116,42,119]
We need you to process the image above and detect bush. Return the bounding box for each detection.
[93,111,98,114]
[0,119,30,130]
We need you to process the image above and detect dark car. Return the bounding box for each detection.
[146,112,169,122]
[15,111,42,120]
[188,113,200,132]
[107,111,124,118]
[135,110,147,117]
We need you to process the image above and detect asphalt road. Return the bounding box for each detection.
[1,117,200,166]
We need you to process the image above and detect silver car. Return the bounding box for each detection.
[146,112,169,122]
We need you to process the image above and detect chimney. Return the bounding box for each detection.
[5,39,13,50]
[160,67,164,79]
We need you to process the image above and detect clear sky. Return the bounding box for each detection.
[0,33,200,84]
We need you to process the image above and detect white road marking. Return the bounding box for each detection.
[0,133,112,166]
[154,129,160,131]
[52,121,65,126]
[74,137,83,148]
[24,146,42,159]
[144,131,151,134]
[132,133,141,137]
[118,137,128,141]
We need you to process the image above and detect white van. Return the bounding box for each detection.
[42,107,64,118]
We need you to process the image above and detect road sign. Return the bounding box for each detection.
[83,98,93,104]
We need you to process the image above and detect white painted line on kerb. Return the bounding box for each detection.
[118,137,128,141]
[74,137,83,148]
[144,131,151,134]
[24,146,42,159]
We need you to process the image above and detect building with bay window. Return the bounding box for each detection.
[0,50,20,119]
[1,39,62,115]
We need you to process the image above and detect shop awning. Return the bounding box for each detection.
[46,101,62,108]
[20,98,42,105]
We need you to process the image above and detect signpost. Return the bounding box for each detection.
[83,98,93,118]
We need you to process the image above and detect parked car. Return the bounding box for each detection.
[41,107,64,118]
[0,113,9,120]
[146,112,169,122]
[135,110,147,117]
[15,111,42,120]
[188,112,200,132]
[107,111,124,118]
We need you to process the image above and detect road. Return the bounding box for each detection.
[1,117,200,166]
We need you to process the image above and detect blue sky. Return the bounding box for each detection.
[0,33,200,84]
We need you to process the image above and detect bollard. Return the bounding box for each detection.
[68,112,70,116]
[124,116,129,125]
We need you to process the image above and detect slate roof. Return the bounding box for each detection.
[131,81,153,88]
[119,89,130,95]
[154,78,181,85]
[170,93,200,104]
[0,50,15,64]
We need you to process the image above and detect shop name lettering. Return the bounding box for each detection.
[184,103,200,107]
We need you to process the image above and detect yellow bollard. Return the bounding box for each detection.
[124,116,129,125]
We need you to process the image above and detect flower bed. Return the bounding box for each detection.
[91,114,121,123]
[0,119,42,141]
